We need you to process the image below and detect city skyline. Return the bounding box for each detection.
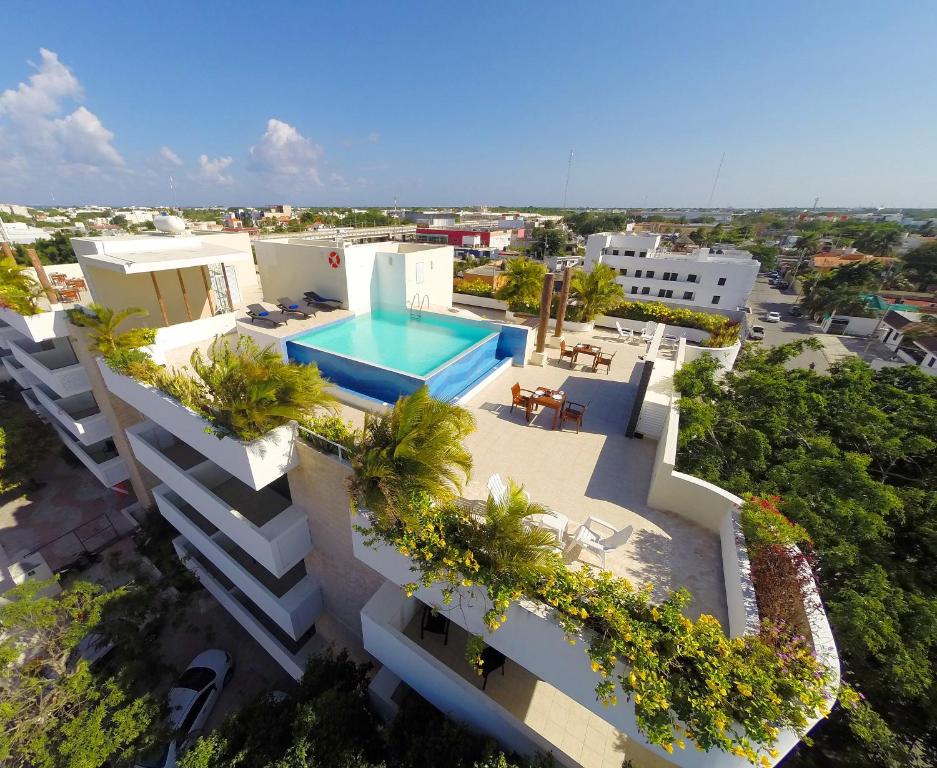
[3,0,936,208]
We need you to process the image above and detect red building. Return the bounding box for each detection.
[415,227,520,249]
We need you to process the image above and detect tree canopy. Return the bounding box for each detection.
[901,242,937,290]
[674,344,937,767]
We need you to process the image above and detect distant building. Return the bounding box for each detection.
[404,210,457,227]
[0,221,52,245]
[810,248,895,273]
[878,310,937,375]
[1,204,29,217]
[416,227,515,252]
[584,232,757,310]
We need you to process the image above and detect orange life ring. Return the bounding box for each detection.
[328,251,341,268]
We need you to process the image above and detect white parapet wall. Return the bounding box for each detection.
[0,306,71,343]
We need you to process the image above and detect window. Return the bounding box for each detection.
[611,249,619,256]
[646,270,655,279]
[635,269,642,278]
[662,272,671,281]
[688,274,698,283]
[638,251,647,258]
[177,668,216,691]
[641,287,650,295]
[179,688,214,735]
[619,268,627,276]
[630,286,638,294]
[658,289,673,298]
[929,357,935,368]
[683,291,695,300]
[624,250,635,257]
[601,248,608,255]
[717,277,727,286]
[669,273,679,281]
[711,295,720,305]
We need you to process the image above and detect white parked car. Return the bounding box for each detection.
[765,312,782,323]
[749,325,765,340]
[136,650,234,768]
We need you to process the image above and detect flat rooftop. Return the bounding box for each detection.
[72,234,250,273]
[337,314,728,625]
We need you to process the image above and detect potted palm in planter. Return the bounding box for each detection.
[569,263,624,331]
[495,258,546,320]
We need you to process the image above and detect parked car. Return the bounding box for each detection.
[789,305,804,317]
[777,282,791,290]
[749,325,765,340]
[737,305,753,314]
[136,650,234,768]
[768,278,779,286]
[765,312,782,323]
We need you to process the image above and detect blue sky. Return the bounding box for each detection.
[2,0,935,208]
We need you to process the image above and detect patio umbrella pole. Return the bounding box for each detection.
[553,265,571,338]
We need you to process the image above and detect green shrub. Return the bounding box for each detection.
[300,414,358,457]
[453,279,495,298]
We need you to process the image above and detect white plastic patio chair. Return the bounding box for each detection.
[565,517,634,569]
[640,322,657,342]
[615,321,632,342]
[487,474,531,506]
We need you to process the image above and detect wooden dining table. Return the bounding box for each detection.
[573,343,602,366]
[531,387,566,429]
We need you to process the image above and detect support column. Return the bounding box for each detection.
[26,248,57,305]
[176,269,193,321]
[1,242,14,265]
[200,266,216,316]
[553,265,572,338]
[219,263,234,312]
[530,272,555,366]
[150,272,169,326]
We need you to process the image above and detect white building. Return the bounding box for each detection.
[878,310,937,375]
[1,204,30,217]
[0,221,53,245]
[584,232,758,310]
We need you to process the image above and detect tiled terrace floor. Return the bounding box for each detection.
[403,608,671,768]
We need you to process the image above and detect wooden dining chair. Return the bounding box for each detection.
[560,400,589,433]
[559,340,577,368]
[592,350,615,374]
[510,383,537,422]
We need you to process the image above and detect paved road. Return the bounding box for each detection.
[746,277,894,372]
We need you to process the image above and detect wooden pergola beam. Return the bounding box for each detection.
[176,268,193,321]
[200,266,216,316]
[150,272,169,326]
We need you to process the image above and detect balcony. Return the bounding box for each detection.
[20,388,47,418]
[153,485,321,639]
[100,361,298,490]
[126,421,311,576]
[52,424,129,488]
[173,536,320,681]
[0,305,71,343]
[10,337,90,398]
[363,582,649,768]
[2,354,39,390]
[0,320,23,351]
[31,386,112,445]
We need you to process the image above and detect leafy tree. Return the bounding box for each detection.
[747,241,779,270]
[799,261,880,318]
[901,242,937,290]
[854,226,903,256]
[349,385,475,525]
[14,231,77,265]
[495,258,547,312]
[67,303,156,354]
[532,227,566,259]
[0,262,43,315]
[109,214,128,227]
[569,263,624,321]
[673,346,937,767]
[0,579,160,768]
[0,381,59,493]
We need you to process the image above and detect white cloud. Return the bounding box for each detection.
[366,131,380,144]
[195,154,233,185]
[0,48,123,175]
[159,146,183,166]
[329,172,348,188]
[248,118,322,183]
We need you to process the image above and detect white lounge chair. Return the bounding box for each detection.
[640,322,657,342]
[565,517,634,569]
[487,473,531,506]
[615,321,632,342]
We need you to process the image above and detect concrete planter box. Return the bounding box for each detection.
[2,355,38,389]
[100,360,298,490]
[127,422,311,576]
[32,387,111,445]
[561,319,594,332]
[52,423,129,488]
[0,306,70,343]
[10,339,90,398]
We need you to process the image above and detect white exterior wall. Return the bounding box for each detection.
[585,234,758,311]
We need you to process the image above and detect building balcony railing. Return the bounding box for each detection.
[52,424,129,488]
[172,535,320,681]
[126,421,311,577]
[0,305,71,343]
[99,360,298,490]
[31,386,111,445]
[2,354,39,390]
[154,485,321,639]
[9,337,90,398]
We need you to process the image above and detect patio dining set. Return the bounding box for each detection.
[48,272,88,304]
[510,383,588,432]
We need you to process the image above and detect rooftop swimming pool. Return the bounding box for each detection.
[286,308,525,405]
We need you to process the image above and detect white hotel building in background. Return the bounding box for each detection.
[583,232,758,311]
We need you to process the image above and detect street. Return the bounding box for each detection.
[746,276,894,372]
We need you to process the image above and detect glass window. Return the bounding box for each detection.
[635,269,642,278]
[646,271,655,279]
[639,251,647,258]
[641,287,650,295]
[683,291,694,300]
[179,688,213,735]
[624,250,635,257]
[611,249,619,256]
[688,274,697,283]
[717,277,727,286]
[177,667,215,691]
[630,286,638,294]
[711,295,720,304]
[620,268,627,276]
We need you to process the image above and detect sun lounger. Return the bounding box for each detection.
[304,290,342,307]
[277,298,313,318]
[246,303,287,327]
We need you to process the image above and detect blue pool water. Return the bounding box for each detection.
[286,308,529,404]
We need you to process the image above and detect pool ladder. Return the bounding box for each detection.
[409,293,429,320]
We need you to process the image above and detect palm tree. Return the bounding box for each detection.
[570,263,624,321]
[349,386,475,525]
[0,263,43,316]
[67,303,156,354]
[466,480,559,582]
[496,258,546,312]
[189,335,336,442]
